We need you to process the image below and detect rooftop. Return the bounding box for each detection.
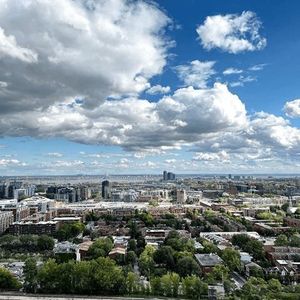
[194,254,223,267]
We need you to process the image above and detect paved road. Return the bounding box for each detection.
[0,294,168,300]
[231,271,247,289]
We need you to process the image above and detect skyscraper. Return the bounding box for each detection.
[102,180,111,199]
[163,170,168,181]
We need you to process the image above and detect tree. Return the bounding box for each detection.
[128,239,137,253]
[274,234,289,246]
[37,259,60,293]
[202,240,218,254]
[268,278,282,293]
[0,267,21,290]
[281,203,289,212]
[221,248,241,271]
[23,257,38,293]
[90,257,126,295]
[289,235,300,247]
[241,277,268,300]
[37,235,55,251]
[177,257,201,278]
[126,251,137,266]
[126,272,139,294]
[160,272,180,297]
[232,234,251,248]
[150,276,162,295]
[87,238,113,259]
[182,275,208,299]
[244,239,265,260]
[209,265,229,283]
[153,246,175,270]
[139,245,155,278]
[56,222,85,241]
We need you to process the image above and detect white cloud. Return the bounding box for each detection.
[223,68,243,75]
[0,83,248,153]
[146,85,171,95]
[0,27,37,63]
[47,152,63,157]
[229,75,256,87]
[165,159,176,164]
[0,0,171,114]
[175,60,216,88]
[284,99,300,118]
[249,64,267,71]
[197,11,266,54]
[193,150,229,162]
[0,159,26,167]
[230,81,244,87]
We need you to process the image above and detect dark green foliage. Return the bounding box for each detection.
[177,257,201,277]
[37,257,126,295]
[0,267,21,290]
[55,222,85,241]
[87,237,113,259]
[0,234,54,253]
[23,257,38,293]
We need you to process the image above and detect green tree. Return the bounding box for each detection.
[182,275,208,299]
[177,257,201,277]
[23,257,38,293]
[289,235,300,247]
[37,235,55,251]
[0,267,21,290]
[153,246,175,270]
[128,239,137,253]
[37,259,60,293]
[87,237,113,259]
[139,245,155,278]
[221,247,241,271]
[126,250,137,266]
[268,278,282,293]
[126,272,139,294]
[274,234,289,246]
[150,276,162,295]
[208,265,229,283]
[160,272,180,297]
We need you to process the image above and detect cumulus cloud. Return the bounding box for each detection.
[146,85,171,95]
[284,99,300,118]
[0,0,171,114]
[0,159,26,167]
[0,27,38,63]
[223,68,243,75]
[193,150,229,162]
[0,83,248,152]
[175,60,216,88]
[196,11,266,54]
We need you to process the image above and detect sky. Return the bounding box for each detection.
[0,0,300,175]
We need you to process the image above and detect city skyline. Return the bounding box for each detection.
[1,0,300,175]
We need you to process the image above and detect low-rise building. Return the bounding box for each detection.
[0,211,14,234]
[194,253,223,273]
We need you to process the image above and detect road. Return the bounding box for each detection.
[0,294,168,300]
[231,271,247,289]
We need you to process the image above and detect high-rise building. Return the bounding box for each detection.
[162,171,175,181]
[102,180,111,199]
[167,172,175,181]
[163,170,168,181]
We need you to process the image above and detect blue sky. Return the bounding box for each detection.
[0,0,300,175]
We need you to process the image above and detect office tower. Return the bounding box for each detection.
[167,172,175,181]
[102,180,111,199]
[163,170,168,181]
